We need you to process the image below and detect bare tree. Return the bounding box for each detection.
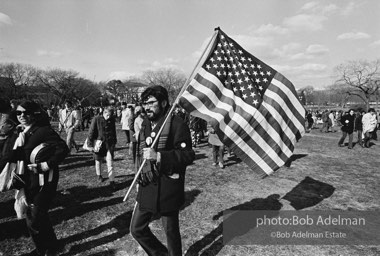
[104,80,126,103]
[37,68,96,105]
[122,77,148,104]
[298,86,315,105]
[142,68,187,102]
[334,59,380,110]
[0,62,40,98]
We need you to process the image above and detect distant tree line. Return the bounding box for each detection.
[0,63,187,108]
[297,59,380,111]
[1,59,379,110]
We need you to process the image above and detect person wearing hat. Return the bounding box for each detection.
[11,100,69,256]
[130,85,195,256]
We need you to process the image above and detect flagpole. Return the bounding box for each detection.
[123,28,220,202]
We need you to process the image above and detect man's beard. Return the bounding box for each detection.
[146,107,163,122]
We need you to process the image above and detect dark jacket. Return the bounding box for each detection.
[340,114,355,133]
[12,125,69,202]
[137,115,195,213]
[354,114,363,131]
[88,115,117,149]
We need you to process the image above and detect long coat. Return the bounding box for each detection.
[340,114,355,133]
[136,115,195,213]
[13,125,69,203]
[88,115,117,157]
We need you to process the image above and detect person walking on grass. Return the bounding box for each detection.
[354,111,364,147]
[207,122,225,168]
[338,109,355,149]
[58,101,80,154]
[12,100,69,256]
[362,108,377,148]
[320,110,329,133]
[120,102,133,148]
[87,106,117,189]
[130,85,195,256]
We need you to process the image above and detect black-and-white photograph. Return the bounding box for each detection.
[1,1,379,255]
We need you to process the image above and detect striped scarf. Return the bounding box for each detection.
[136,114,173,174]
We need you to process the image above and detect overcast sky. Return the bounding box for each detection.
[1,0,379,89]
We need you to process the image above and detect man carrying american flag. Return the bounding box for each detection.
[179,28,305,178]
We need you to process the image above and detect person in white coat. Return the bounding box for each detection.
[120,102,133,147]
[362,108,377,148]
[58,101,80,153]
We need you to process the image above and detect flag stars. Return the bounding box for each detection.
[242,94,248,99]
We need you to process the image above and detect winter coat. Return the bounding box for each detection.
[340,114,355,133]
[136,115,195,213]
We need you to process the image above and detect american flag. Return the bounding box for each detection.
[179,28,305,177]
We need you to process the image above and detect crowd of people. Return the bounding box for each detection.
[1,91,379,255]
[305,108,379,149]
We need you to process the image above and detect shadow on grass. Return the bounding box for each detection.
[61,155,93,165]
[0,179,134,242]
[59,189,201,256]
[284,153,308,167]
[224,154,242,167]
[185,194,282,256]
[194,152,208,160]
[115,146,128,152]
[282,176,335,210]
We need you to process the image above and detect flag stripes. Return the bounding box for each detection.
[179,28,305,177]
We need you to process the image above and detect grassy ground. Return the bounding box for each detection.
[0,123,379,256]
